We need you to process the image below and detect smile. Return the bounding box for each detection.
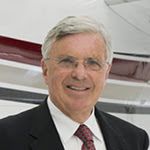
[66,85,90,91]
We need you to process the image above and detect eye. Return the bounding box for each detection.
[58,57,74,64]
[57,56,76,68]
[86,58,103,70]
[87,58,100,66]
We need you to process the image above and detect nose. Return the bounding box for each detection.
[71,63,88,80]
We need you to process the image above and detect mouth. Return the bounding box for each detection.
[66,85,90,91]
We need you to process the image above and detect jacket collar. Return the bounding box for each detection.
[29,100,65,150]
[95,106,129,150]
[28,100,129,150]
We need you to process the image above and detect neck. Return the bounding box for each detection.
[64,108,93,124]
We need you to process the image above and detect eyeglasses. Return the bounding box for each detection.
[45,55,107,71]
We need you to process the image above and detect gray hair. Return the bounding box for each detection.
[41,16,113,64]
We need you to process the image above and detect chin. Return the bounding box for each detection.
[71,101,92,110]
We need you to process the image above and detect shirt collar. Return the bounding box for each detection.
[47,97,103,143]
[84,108,104,142]
[47,97,79,143]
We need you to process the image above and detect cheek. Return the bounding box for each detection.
[93,73,107,91]
[47,69,69,90]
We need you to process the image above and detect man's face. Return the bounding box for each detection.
[41,33,111,118]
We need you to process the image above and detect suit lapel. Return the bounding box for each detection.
[29,101,65,150]
[28,100,129,150]
[95,107,129,150]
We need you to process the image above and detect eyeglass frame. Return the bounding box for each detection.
[44,55,108,71]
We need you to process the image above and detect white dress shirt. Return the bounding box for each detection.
[47,97,107,150]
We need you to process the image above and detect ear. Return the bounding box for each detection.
[41,58,48,84]
[105,64,112,80]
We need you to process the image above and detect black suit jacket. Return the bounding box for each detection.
[0,100,149,150]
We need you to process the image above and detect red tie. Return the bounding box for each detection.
[74,124,96,150]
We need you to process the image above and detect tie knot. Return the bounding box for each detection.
[74,124,93,142]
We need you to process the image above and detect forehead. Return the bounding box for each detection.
[50,33,106,59]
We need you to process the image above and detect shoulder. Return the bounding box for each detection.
[96,108,146,134]
[0,105,39,149]
[0,104,39,133]
[95,107,149,149]
[0,100,48,128]
[0,100,53,149]
[0,101,49,149]
[0,101,48,136]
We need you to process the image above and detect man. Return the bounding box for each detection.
[0,16,149,150]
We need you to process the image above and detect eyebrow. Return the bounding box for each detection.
[56,55,78,61]
[57,55,102,61]
[57,55,75,59]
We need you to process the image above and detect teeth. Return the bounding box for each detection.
[68,86,88,91]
